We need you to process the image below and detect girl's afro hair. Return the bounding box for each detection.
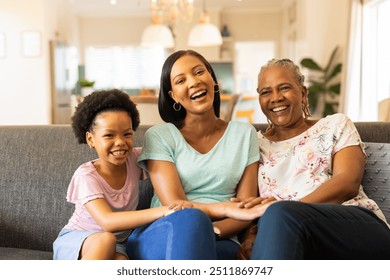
[71,89,140,144]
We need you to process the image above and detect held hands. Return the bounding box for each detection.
[163,199,194,217]
[231,196,276,208]
[222,196,277,221]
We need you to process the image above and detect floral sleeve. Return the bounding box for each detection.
[332,114,366,156]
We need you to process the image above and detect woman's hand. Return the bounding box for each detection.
[231,196,276,208]
[222,200,277,221]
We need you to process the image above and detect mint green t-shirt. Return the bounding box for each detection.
[138,121,260,208]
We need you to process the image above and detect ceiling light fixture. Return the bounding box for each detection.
[150,0,194,26]
[187,0,222,47]
[141,0,194,48]
[140,21,175,48]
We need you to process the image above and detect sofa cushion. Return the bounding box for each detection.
[362,142,390,221]
[0,247,52,260]
[0,126,94,252]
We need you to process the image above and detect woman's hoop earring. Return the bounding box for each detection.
[173,102,182,112]
[214,84,220,93]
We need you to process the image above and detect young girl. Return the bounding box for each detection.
[53,89,177,260]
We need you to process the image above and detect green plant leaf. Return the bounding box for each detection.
[325,63,342,82]
[329,83,341,94]
[300,58,323,72]
[299,46,342,117]
[324,102,337,116]
[79,79,95,87]
[308,83,325,94]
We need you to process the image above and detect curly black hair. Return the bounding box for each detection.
[71,89,140,144]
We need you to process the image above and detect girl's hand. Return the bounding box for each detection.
[163,208,176,217]
[163,200,192,217]
[168,200,194,211]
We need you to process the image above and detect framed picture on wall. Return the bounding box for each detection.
[0,32,5,58]
[22,31,41,57]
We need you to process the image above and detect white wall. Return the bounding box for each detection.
[279,0,350,117]
[0,0,49,125]
[0,0,352,125]
[281,0,350,65]
[0,0,76,125]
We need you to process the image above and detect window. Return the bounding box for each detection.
[346,0,390,121]
[85,46,167,91]
[360,0,390,120]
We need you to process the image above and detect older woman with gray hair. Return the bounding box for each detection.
[236,58,390,260]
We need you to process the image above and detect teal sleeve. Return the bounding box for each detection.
[137,125,175,171]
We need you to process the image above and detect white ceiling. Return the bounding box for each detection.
[69,0,286,17]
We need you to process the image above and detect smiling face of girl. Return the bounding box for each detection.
[86,110,134,169]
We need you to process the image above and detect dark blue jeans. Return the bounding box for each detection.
[126,208,239,260]
[251,201,390,260]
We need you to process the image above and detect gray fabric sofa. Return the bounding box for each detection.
[1,122,389,260]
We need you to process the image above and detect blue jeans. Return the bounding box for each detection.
[126,208,239,260]
[251,201,390,260]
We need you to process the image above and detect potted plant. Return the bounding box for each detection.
[300,46,342,117]
[79,78,95,97]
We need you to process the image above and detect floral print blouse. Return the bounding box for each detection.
[258,113,388,224]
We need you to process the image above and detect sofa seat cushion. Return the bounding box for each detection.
[0,247,52,260]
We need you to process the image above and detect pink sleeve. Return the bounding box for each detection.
[66,173,104,205]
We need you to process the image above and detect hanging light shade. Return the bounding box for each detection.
[188,22,223,47]
[187,4,222,47]
[141,24,174,48]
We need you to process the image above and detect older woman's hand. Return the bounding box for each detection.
[231,196,277,208]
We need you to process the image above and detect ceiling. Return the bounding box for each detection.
[69,0,286,17]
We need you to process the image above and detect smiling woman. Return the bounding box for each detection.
[125,49,260,260]
[257,58,313,139]
[236,58,390,260]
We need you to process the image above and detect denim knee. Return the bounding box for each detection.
[259,201,301,226]
[166,208,215,238]
[127,208,216,260]
[252,201,305,260]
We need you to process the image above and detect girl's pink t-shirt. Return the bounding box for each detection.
[64,148,143,238]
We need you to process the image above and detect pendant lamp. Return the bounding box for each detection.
[141,13,174,49]
[187,0,222,47]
